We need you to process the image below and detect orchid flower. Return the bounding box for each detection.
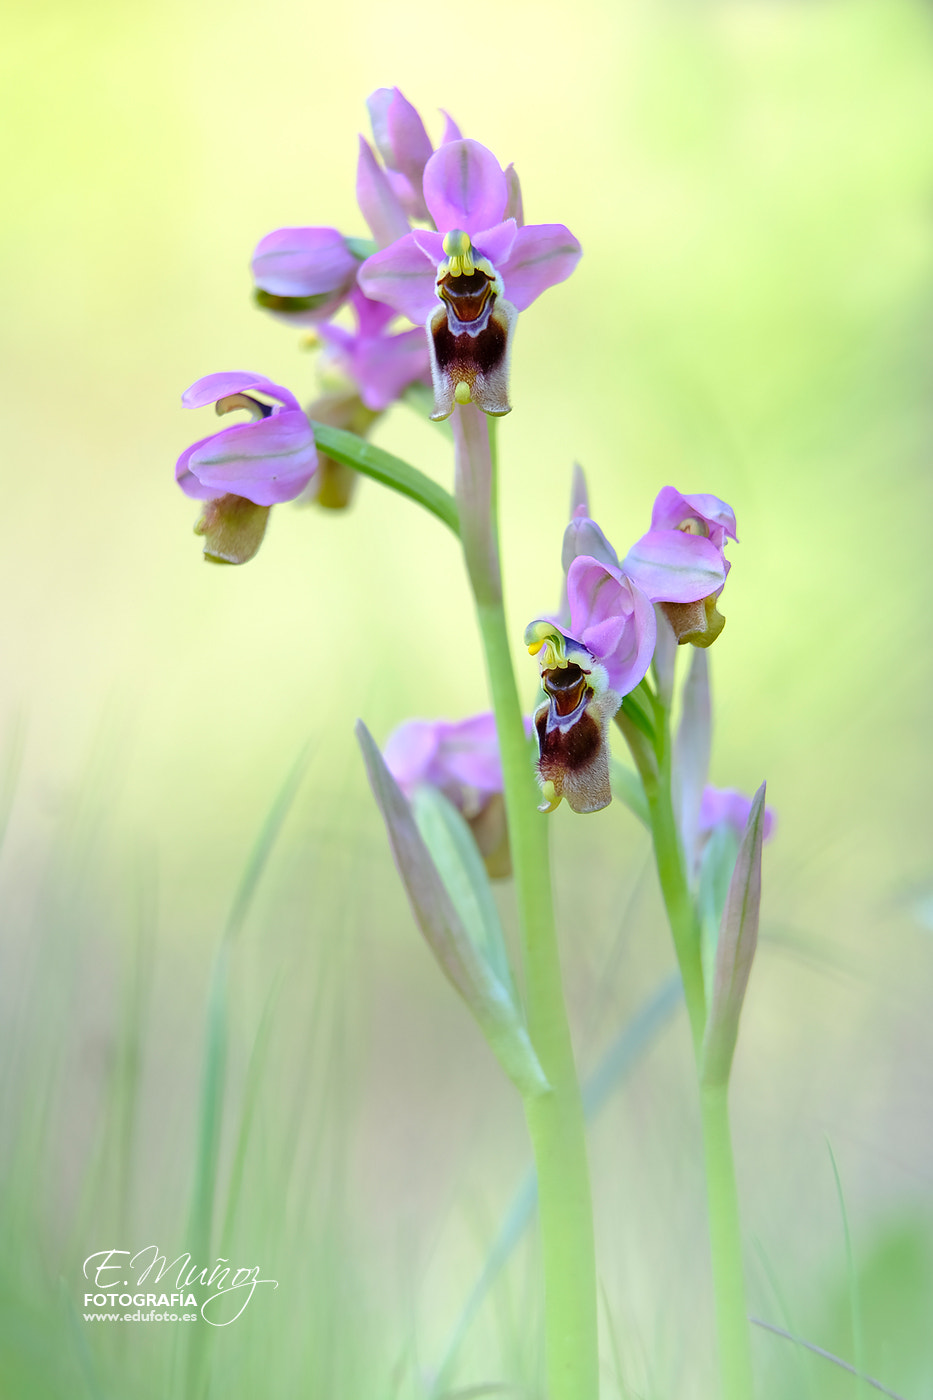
[176,372,317,562]
[525,495,733,813]
[384,712,527,877]
[358,139,581,419]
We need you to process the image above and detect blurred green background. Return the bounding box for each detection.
[2,0,933,1394]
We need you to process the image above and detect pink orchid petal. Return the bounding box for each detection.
[348,285,396,336]
[352,329,430,411]
[567,557,628,640]
[439,713,503,792]
[356,137,411,248]
[700,786,775,842]
[422,139,508,237]
[497,223,582,311]
[651,486,738,544]
[439,110,462,144]
[251,227,356,299]
[562,510,620,574]
[411,228,446,263]
[473,219,518,267]
[358,233,439,325]
[176,434,222,500]
[185,411,317,506]
[623,530,726,604]
[181,372,301,413]
[367,87,433,187]
[606,581,657,696]
[383,719,441,794]
[503,164,524,227]
[567,558,657,697]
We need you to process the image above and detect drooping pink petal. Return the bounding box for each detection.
[422,139,508,236]
[358,233,439,325]
[181,372,301,413]
[497,224,582,311]
[623,530,726,604]
[184,411,317,506]
[176,434,222,500]
[251,227,357,299]
[356,137,411,248]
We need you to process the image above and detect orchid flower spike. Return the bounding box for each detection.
[176,372,317,563]
[383,712,526,878]
[358,139,581,420]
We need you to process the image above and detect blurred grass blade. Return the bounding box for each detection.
[357,722,548,1099]
[310,422,459,534]
[581,973,682,1116]
[609,758,650,829]
[827,1139,866,1400]
[179,745,312,1400]
[674,647,711,881]
[219,975,282,1257]
[752,1236,818,1400]
[430,975,681,1393]
[750,1318,904,1400]
[411,785,514,993]
[701,782,766,1087]
[0,711,25,855]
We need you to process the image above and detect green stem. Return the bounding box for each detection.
[637,699,753,1398]
[451,405,598,1400]
[641,703,706,1056]
[701,1085,755,1400]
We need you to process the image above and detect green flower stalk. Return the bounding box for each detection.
[526,489,768,1400]
[452,404,599,1400]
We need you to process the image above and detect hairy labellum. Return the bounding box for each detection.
[428,266,515,420]
[525,622,623,816]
